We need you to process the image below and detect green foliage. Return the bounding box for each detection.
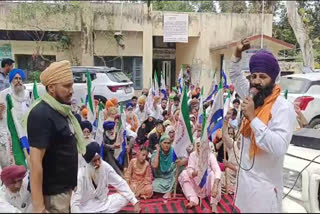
[152,1,195,12]
[27,71,41,83]
[193,1,217,13]
[219,1,247,13]
[273,1,298,57]
[10,2,80,25]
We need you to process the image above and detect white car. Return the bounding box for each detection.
[280,73,320,129]
[25,66,134,104]
[282,129,320,213]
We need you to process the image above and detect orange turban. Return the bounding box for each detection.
[81,108,88,117]
[106,100,114,109]
[40,60,73,86]
[111,98,118,106]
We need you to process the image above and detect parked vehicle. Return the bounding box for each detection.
[280,73,320,129]
[25,66,134,104]
[282,128,320,213]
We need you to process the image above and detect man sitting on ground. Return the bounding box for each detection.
[71,142,141,213]
[0,165,32,212]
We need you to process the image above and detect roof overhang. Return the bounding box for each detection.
[210,34,295,52]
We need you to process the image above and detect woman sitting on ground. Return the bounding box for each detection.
[178,139,221,213]
[151,134,176,199]
[124,146,153,199]
[148,121,165,154]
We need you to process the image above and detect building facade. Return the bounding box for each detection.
[0,2,293,93]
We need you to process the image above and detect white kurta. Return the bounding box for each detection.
[71,161,138,213]
[0,88,30,168]
[1,175,32,213]
[134,107,148,127]
[229,57,296,213]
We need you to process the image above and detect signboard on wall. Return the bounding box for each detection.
[163,14,188,43]
[0,44,13,62]
[153,48,176,60]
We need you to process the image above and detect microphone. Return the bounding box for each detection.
[239,88,257,121]
[249,87,258,99]
[235,88,258,141]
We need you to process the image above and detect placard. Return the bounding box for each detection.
[163,14,188,43]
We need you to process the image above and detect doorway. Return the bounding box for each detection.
[153,59,175,89]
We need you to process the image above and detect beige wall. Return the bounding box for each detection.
[0,2,275,91]
[94,31,143,57]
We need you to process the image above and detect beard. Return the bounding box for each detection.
[12,84,25,98]
[88,163,100,184]
[250,83,275,109]
[105,131,116,141]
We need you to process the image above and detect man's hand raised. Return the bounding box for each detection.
[235,39,251,58]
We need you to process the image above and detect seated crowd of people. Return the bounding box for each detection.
[0,84,249,213]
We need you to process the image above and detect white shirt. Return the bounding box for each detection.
[71,161,138,213]
[0,88,30,146]
[1,175,32,213]
[134,107,148,127]
[230,56,296,213]
[148,104,162,120]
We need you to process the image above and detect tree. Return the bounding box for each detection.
[273,1,298,57]
[3,2,81,65]
[219,1,247,13]
[191,1,218,13]
[152,1,195,12]
[286,1,314,69]
[248,1,276,14]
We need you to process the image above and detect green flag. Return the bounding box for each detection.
[284,89,288,100]
[6,94,27,168]
[86,70,95,123]
[33,80,39,101]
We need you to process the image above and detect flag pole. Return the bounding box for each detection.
[23,148,30,168]
[222,81,228,195]
[173,161,179,199]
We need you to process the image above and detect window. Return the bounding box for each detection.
[15,54,56,79]
[106,71,131,83]
[279,77,311,94]
[72,71,96,83]
[94,56,143,89]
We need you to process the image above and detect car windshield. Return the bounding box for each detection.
[280,77,310,94]
[106,71,131,83]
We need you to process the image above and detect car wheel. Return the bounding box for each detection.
[94,96,107,105]
[309,118,320,130]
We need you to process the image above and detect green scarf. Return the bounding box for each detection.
[158,134,174,173]
[23,93,86,154]
[159,147,174,173]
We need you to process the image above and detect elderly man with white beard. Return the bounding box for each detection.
[102,121,124,176]
[0,69,30,168]
[71,142,141,213]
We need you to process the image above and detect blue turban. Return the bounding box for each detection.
[9,69,25,83]
[126,102,133,109]
[103,121,115,131]
[81,120,93,132]
[82,142,100,163]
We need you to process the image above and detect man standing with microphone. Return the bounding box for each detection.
[229,39,295,213]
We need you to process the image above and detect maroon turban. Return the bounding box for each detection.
[1,165,26,187]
